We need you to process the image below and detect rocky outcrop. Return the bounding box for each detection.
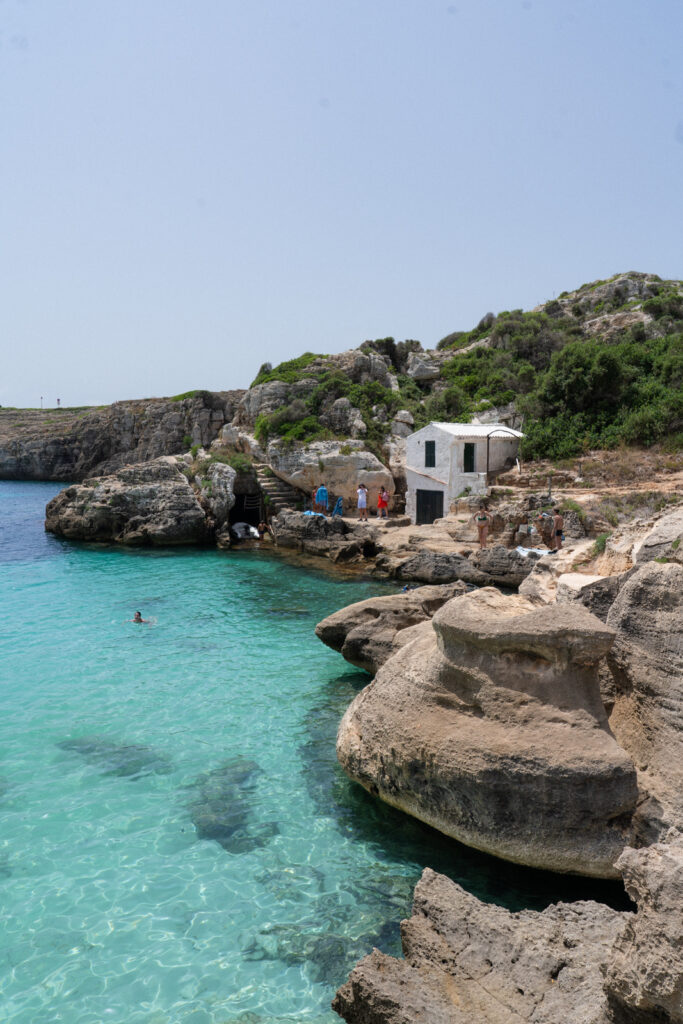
[469,543,542,587]
[232,349,394,431]
[320,398,367,437]
[333,867,625,1024]
[232,378,317,428]
[405,351,440,381]
[391,545,538,588]
[605,562,683,845]
[603,842,683,1024]
[265,440,395,510]
[635,505,683,565]
[271,509,382,563]
[0,391,243,482]
[315,581,470,673]
[198,461,237,546]
[337,588,638,877]
[590,506,683,576]
[44,457,208,545]
[393,550,489,586]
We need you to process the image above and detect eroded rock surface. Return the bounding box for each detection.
[605,561,683,844]
[0,391,242,481]
[393,550,489,586]
[266,440,395,510]
[337,588,638,877]
[603,842,683,1024]
[315,581,470,673]
[470,543,542,588]
[45,457,207,545]
[635,505,683,566]
[333,868,625,1024]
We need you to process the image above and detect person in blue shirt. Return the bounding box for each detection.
[315,484,329,514]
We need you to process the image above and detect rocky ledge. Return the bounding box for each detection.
[336,587,637,878]
[333,842,683,1024]
[315,581,470,674]
[272,509,542,587]
[44,456,235,545]
[328,555,682,1022]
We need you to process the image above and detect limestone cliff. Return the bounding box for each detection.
[0,390,244,482]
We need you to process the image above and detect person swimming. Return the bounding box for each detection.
[131,611,149,624]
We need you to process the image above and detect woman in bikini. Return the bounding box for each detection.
[473,502,492,549]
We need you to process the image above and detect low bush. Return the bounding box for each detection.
[592,532,611,556]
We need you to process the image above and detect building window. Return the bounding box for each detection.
[425,440,435,467]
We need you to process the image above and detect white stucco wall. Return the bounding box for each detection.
[405,425,521,523]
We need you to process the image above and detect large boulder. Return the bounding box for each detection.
[605,561,683,844]
[232,378,317,428]
[603,842,683,1024]
[320,398,367,437]
[394,546,539,588]
[394,551,489,586]
[405,351,440,381]
[266,440,394,509]
[45,457,207,545]
[315,581,469,673]
[469,543,542,588]
[333,868,625,1024]
[270,509,383,564]
[337,588,638,877]
[635,505,683,565]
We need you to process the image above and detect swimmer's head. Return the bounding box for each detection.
[133,611,142,622]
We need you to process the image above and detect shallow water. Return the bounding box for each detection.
[0,482,628,1023]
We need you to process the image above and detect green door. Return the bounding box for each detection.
[464,443,475,473]
[416,489,444,525]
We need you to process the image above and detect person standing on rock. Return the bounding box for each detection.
[553,508,564,551]
[357,483,368,521]
[473,502,492,549]
[315,483,328,515]
[377,487,389,519]
[257,520,273,542]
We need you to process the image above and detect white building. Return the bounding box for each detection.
[405,422,524,524]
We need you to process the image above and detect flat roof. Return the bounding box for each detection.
[417,422,525,439]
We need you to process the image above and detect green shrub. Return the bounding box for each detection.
[226,453,252,473]
[190,443,200,458]
[182,434,192,449]
[600,504,619,527]
[251,352,323,386]
[592,532,611,556]
[170,390,200,402]
[562,498,588,526]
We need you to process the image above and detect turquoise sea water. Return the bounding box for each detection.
[1,482,628,1024]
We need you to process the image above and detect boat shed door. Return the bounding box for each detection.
[416,489,444,525]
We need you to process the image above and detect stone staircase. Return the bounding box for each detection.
[253,463,306,515]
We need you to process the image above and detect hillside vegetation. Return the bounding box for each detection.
[249,272,682,460]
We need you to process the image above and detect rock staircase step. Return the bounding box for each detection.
[253,463,307,514]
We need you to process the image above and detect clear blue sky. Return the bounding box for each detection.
[2,0,682,408]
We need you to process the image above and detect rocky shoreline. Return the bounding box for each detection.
[7,402,682,1021]
[317,524,683,1022]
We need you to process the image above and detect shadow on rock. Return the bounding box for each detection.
[57,735,173,779]
[300,672,633,913]
[185,757,279,854]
